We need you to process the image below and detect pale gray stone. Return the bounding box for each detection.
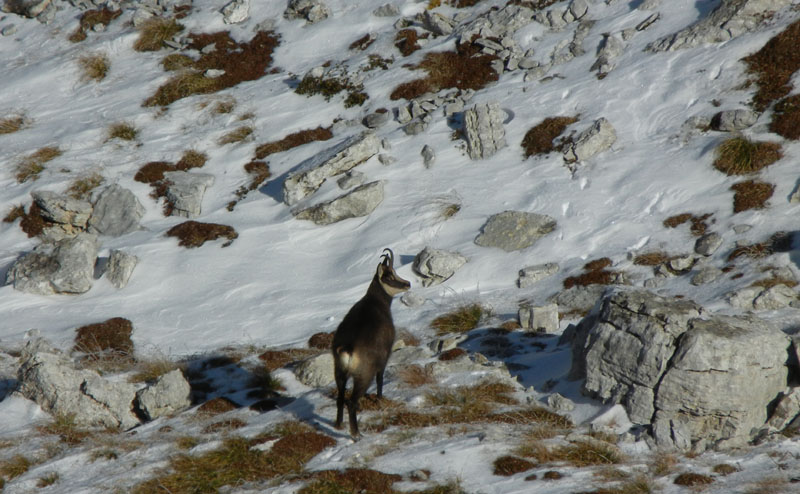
[1,23,17,36]
[283,133,380,206]
[388,346,433,367]
[106,250,138,289]
[636,12,660,31]
[284,0,330,23]
[89,184,145,237]
[372,3,399,17]
[294,181,384,225]
[753,284,798,310]
[421,145,435,168]
[412,246,467,287]
[563,118,616,163]
[135,369,191,420]
[162,171,215,218]
[727,286,764,310]
[336,170,366,190]
[475,210,556,252]
[378,154,396,166]
[400,291,426,308]
[396,105,412,124]
[518,263,560,288]
[363,112,390,128]
[691,267,722,286]
[710,109,758,131]
[569,0,588,20]
[695,232,723,256]
[204,69,225,79]
[295,352,334,387]
[464,102,506,160]
[221,0,249,24]
[421,10,455,36]
[429,334,468,354]
[32,190,92,229]
[547,392,575,412]
[519,303,559,333]
[6,233,98,295]
[767,388,800,431]
[403,118,428,135]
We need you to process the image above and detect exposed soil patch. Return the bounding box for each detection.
[166,221,238,248]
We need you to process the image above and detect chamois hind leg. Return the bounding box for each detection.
[346,374,370,438]
[375,370,385,399]
[334,367,348,430]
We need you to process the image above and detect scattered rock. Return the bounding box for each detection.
[372,3,399,17]
[571,288,790,451]
[518,263,560,288]
[691,266,722,286]
[88,185,145,237]
[6,233,98,295]
[648,0,791,52]
[400,291,426,308]
[412,247,467,287]
[475,210,557,252]
[135,369,191,421]
[336,170,366,190]
[106,250,138,289]
[550,285,606,317]
[421,144,435,168]
[464,102,507,160]
[421,10,456,36]
[295,352,334,387]
[547,392,575,412]
[284,0,330,24]
[727,286,764,310]
[710,109,758,131]
[519,303,559,333]
[162,171,215,218]
[591,33,624,77]
[32,190,92,238]
[767,388,800,431]
[221,0,249,24]
[753,284,798,310]
[294,181,384,225]
[694,232,723,256]
[403,117,428,136]
[363,111,390,129]
[563,118,616,163]
[283,133,380,206]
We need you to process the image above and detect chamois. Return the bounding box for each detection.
[332,248,410,438]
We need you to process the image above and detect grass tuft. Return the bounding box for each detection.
[228,160,272,211]
[712,137,782,175]
[0,114,27,134]
[37,414,93,445]
[3,204,26,223]
[300,468,402,494]
[349,33,375,51]
[712,464,739,476]
[218,126,253,145]
[107,122,138,141]
[166,220,238,248]
[37,472,59,488]
[522,116,579,158]
[493,456,535,476]
[430,303,485,335]
[67,172,104,200]
[673,472,714,487]
[563,257,618,289]
[176,149,208,169]
[134,17,184,52]
[79,53,110,81]
[731,180,774,213]
[770,94,800,140]
[74,317,134,360]
[128,358,181,383]
[395,364,435,388]
[0,455,32,481]
[15,146,61,183]
[517,438,624,467]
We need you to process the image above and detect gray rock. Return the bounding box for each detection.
[519,303,559,333]
[396,105,412,124]
[363,112,390,128]
[551,285,607,318]
[89,185,145,237]
[378,154,396,166]
[563,118,616,163]
[295,352,334,387]
[283,133,380,206]
[695,232,723,256]
[336,170,366,190]
[3,0,51,18]
[547,392,575,412]
[388,345,433,367]
[444,100,464,116]
[106,250,138,289]
[474,210,556,252]
[412,246,467,287]
[648,0,791,52]
[767,388,800,431]
[421,145,435,168]
[464,102,506,160]
[727,286,764,310]
[422,10,456,36]
[400,291,426,308]
[429,334,467,354]
[32,190,92,230]
[162,171,215,218]
[636,12,660,31]
[403,118,428,136]
[16,339,140,429]
[372,3,399,17]
[294,181,384,225]
[569,0,588,20]
[710,109,758,131]
[204,69,225,79]
[132,8,155,27]
[691,267,722,286]
[573,288,790,451]
[753,284,798,310]
[518,263,560,288]
[135,369,191,420]
[221,0,249,24]
[6,233,98,295]
[284,0,330,23]
[1,23,17,36]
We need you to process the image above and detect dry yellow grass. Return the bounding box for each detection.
[134,17,184,52]
[16,146,61,183]
[79,53,110,81]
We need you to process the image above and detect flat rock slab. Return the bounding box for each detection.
[6,233,98,295]
[283,132,380,206]
[474,210,556,252]
[163,171,215,218]
[294,180,384,225]
[89,184,145,237]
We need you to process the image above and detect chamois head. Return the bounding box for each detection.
[376,248,410,297]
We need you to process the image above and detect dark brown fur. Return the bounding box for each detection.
[332,249,410,438]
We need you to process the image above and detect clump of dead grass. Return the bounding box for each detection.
[731,179,774,213]
[37,413,94,445]
[15,146,62,183]
[395,28,428,56]
[79,52,110,81]
[258,348,319,371]
[128,358,181,383]
[577,475,654,494]
[349,33,375,51]
[295,73,369,108]
[517,438,624,468]
[69,7,121,43]
[522,116,579,158]
[254,126,332,160]
[37,472,59,488]
[166,220,238,248]
[107,122,138,141]
[73,317,134,371]
[218,125,253,145]
[673,472,714,487]
[299,468,402,494]
[0,114,28,134]
[712,137,782,175]
[307,332,333,349]
[197,397,239,415]
[134,17,184,52]
[176,149,207,169]
[430,303,485,335]
[390,39,499,100]
[742,18,800,111]
[66,172,104,200]
[770,93,800,140]
[563,257,619,289]
[712,463,739,476]
[3,204,26,224]
[395,364,435,388]
[0,455,32,482]
[632,251,672,266]
[227,160,272,211]
[493,455,535,476]
[663,212,712,236]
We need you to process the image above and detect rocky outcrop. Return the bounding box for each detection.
[88,184,145,237]
[135,369,191,421]
[6,233,98,295]
[464,102,507,160]
[294,181,384,225]
[32,190,92,240]
[710,109,758,132]
[221,0,249,24]
[563,118,616,163]
[163,171,215,218]
[648,0,791,52]
[283,133,380,206]
[474,211,556,252]
[569,288,791,451]
[284,0,330,24]
[412,247,467,287]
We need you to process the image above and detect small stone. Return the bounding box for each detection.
[204,69,225,78]
[403,118,428,135]
[421,145,435,168]
[336,170,366,190]
[363,112,390,129]
[695,232,723,256]
[378,154,396,166]
[710,109,758,132]
[373,3,399,17]
[691,267,721,286]
[400,291,425,308]
[518,263,560,288]
[1,24,18,36]
[106,250,138,289]
[547,392,575,412]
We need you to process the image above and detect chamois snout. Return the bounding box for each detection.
[332,248,409,438]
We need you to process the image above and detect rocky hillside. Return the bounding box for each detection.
[1,0,800,493]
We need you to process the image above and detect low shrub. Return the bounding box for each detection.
[770,94,800,140]
[742,18,800,111]
[430,303,485,335]
[731,180,774,213]
[197,397,239,415]
[632,251,671,266]
[166,220,238,248]
[712,137,782,175]
[521,116,578,157]
[258,348,319,371]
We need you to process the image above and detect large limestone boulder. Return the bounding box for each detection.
[570,288,790,451]
[474,210,556,252]
[283,133,380,206]
[294,181,384,225]
[5,233,98,295]
[88,184,145,236]
[135,369,191,420]
[464,102,507,160]
[162,171,215,218]
[412,247,467,287]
